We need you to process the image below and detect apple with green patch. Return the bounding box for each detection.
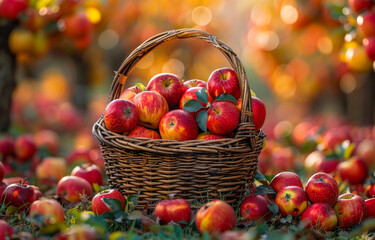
[159,110,198,141]
[333,193,367,229]
[275,186,308,217]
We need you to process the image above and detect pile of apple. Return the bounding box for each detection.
[103,67,266,141]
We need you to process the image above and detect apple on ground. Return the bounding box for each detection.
[365,198,375,218]
[0,219,13,240]
[305,172,339,206]
[36,157,67,186]
[321,128,350,151]
[1,182,35,212]
[91,189,125,215]
[28,185,42,200]
[29,198,65,233]
[269,171,303,193]
[314,156,340,174]
[301,202,337,231]
[195,199,236,234]
[366,184,375,198]
[159,110,198,141]
[183,79,207,92]
[275,186,308,217]
[333,193,367,229]
[133,91,169,129]
[34,129,59,156]
[56,225,99,240]
[251,97,266,132]
[207,101,240,136]
[304,150,325,172]
[14,134,37,161]
[155,199,191,227]
[67,148,93,166]
[196,131,226,140]
[240,195,272,221]
[104,99,138,133]
[269,147,295,173]
[356,139,375,169]
[0,136,14,159]
[147,73,185,107]
[0,182,8,197]
[119,85,143,102]
[0,161,5,181]
[127,125,161,139]
[337,156,368,185]
[207,67,241,102]
[71,163,104,187]
[56,176,93,203]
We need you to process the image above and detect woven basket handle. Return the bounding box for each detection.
[108,28,254,124]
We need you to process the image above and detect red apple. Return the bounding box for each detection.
[36,157,67,186]
[251,97,266,132]
[34,129,59,156]
[240,195,272,221]
[29,198,65,233]
[1,182,35,212]
[133,91,169,129]
[14,134,37,161]
[305,172,339,206]
[357,11,375,38]
[71,163,104,187]
[356,139,375,168]
[91,189,125,215]
[333,193,367,229]
[155,199,191,227]
[207,101,240,136]
[269,171,303,193]
[195,200,236,234]
[104,99,138,133]
[127,125,161,139]
[0,220,13,240]
[0,161,5,182]
[67,148,93,165]
[349,0,373,13]
[3,177,28,185]
[119,85,143,102]
[179,87,208,118]
[0,182,8,199]
[365,198,375,218]
[0,0,28,19]
[321,128,350,151]
[147,73,185,107]
[304,150,325,172]
[314,157,340,174]
[0,136,14,159]
[269,147,295,173]
[366,184,375,198]
[275,186,308,217]
[56,176,93,203]
[301,202,337,231]
[337,156,368,185]
[183,79,207,92]
[207,67,241,101]
[59,12,92,39]
[196,131,226,140]
[159,110,198,141]
[89,148,105,170]
[363,36,375,61]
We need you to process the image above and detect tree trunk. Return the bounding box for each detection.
[0,21,17,133]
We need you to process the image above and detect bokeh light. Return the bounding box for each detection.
[192,6,212,26]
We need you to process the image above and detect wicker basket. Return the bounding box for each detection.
[92,28,265,209]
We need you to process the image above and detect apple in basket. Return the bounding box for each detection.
[183,79,207,92]
[127,125,161,139]
[207,67,241,102]
[104,99,138,133]
[207,101,240,136]
[180,87,208,118]
[251,97,266,132]
[133,91,169,129]
[159,109,198,141]
[119,84,144,102]
[147,73,185,107]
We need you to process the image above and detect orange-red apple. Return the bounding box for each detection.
[269,171,303,193]
[91,189,125,215]
[34,129,59,156]
[56,176,93,203]
[14,134,37,161]
[334,193,367,229]
[119,85,143,102]
[127,125,161,139]
[59,12,92,39]
[305,172,339,206]
[207,67,241,101]
[71,163,104,187]
[275,186,308,217]
[29,198,65,233]
[147,73,185,107]
[314,156,340,174]
[301,202,337,231]
[159,110,198,141]
[183,79,207,92]
[196,131,226,140]
[57,225,99,240]
[179,87,208,118]
[349,0,373,13]
[67,148,93,165]
[104,99,138,133]
[155,199,191,227]
[356,139,375,169]
[133,91,169,129]
[207,101,240,136]
[36,157,67,186]
[337,156,368,185]
[240,195,272,221]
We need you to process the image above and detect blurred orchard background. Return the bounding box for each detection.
[0,0,375,175]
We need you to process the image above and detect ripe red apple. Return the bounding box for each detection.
[36,157,67,186]
[240,195,272,221]
[104,99,138,133]
[133,91,169,129]
[147,73,185,107]
[321,128,350,151]
[269,147,295,173]
[275,186,308,217]
[365,198,375,218]
[251,97,266,132]
[366,184,375,198]
[179,87,208,118]
[159,110,198,141]
[155,199,191,227]
[34,129,59,156]
[207,67,241,101]
[195,200,236,234]
[305,172,339,206]
[59,12,92,39]
[67,148,93,165]
[363,36,375,61]
[357,11,375,38]
[71,163,104,187]
[1,182,35,211]
[183,79,207,92]
[349,0,373,13]
[91,189,125,215]
[207,101,240,136]
[337,156,368,185]
[119,85,143,102]
[301,202,337,231]
[127,125,161,139]
[29,198,65,233]
[356,139,375,168]
[14,134,37,161]
[56,176,93,203]
[269,171,303,193]
[0,0,28,19]
[0,219,13,240]
[0,161,5,182]
[0,136,14,159]
[196,131,226,140]
[314,157,340,174]
[333,193,367,229]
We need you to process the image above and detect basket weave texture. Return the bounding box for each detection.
[92,28,265,208]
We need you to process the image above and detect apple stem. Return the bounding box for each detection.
[22,177,28,186]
